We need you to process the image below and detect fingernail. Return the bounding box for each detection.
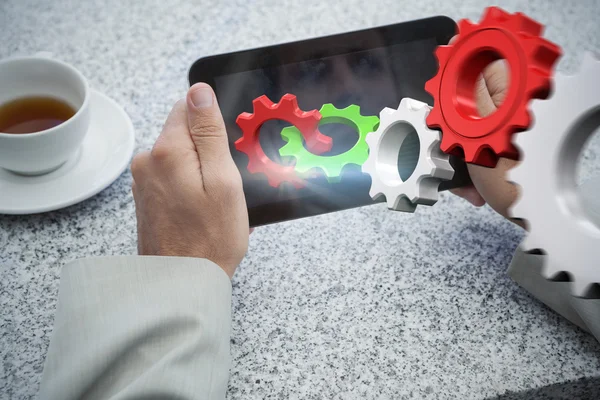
[190,85,214,108]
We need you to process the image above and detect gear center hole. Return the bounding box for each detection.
[379,121,420,184]
[397,127,420,181]
[458,56,510,118]
[318,123,359,156]
[573,119,600,229]
[259,120,299,166]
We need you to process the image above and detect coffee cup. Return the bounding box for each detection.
[0,56,91,175]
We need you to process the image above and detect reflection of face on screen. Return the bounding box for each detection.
[215,38,439,210]
[279,48,398,114]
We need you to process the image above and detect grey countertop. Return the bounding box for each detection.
[2,0,600,399]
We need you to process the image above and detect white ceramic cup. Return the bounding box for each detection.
[0,56,91,175]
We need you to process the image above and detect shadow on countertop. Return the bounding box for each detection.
[487,376,600,400]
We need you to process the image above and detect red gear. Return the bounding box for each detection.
[425,6,562,167]
[235,94,332,188]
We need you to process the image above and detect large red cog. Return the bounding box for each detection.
[235,94,333,188]
[425,6,562,167]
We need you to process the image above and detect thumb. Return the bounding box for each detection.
[186,83,231,166]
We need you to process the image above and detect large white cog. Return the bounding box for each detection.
[509,52,600,298]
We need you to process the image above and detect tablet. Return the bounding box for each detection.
[189,16,466,227]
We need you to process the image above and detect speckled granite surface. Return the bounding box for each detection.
[2,0,600,399]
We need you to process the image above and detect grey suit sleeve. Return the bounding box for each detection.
[38,256,232,400]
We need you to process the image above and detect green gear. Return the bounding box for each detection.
[279,103,379,183]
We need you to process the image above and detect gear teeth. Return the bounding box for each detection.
[368,181,384,199]
[398,97,412,109]
[303,109,320,119]
[390,195,407,210]
[305,132,332,154]
[428,146,455,181]
[323,164,343,177]
[457,19,476,36]
[279,94,331,154]
[507,201,524,222]
[235,136,251,151]
[506,165,526,190]
[401,97,429,111]
[281,93,297,105]
[246,159,260,173]
[262,165,302,188]
[424,75,441,99]
[520,230,543,253]
[410,176,437,205]
[477,147,499,167]
[413,103,430,121]
[280,131,292,144]
[362,157,374,174]
[320,103,336,114]
[511,109,531,129]
[236,113,254,130]
[571,280,594,299]
[525,38,562,72]
[462,144,484,165]
[279,146,295,157]
[438,132,459,153]
[237,112,253,121]
[392,197,418,213]
[538,257,560,281]
[542,256,576,284]
[279,128,302,158]
[267,176,284,188]
[425,107,442,129]
[277,94,300,113]
[326,175,342,184]
[434,46,452,67]
[481,6,511,25]
[434,162,455,181]
[253,95,273,112]
[510,12,543,36]
[491,136,518,159]
[525,69,552,99]
[365,132,377,148]
[381,107,396,117]
[366,116,380,129]
[345,104,360,113]
[379,108,397,126]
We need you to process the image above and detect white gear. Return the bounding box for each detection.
[508,52,600,298]
[361,98,455,210]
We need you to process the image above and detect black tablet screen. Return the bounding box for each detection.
[189,17,457,226]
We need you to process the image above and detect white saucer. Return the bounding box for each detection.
[0,90,135,215]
